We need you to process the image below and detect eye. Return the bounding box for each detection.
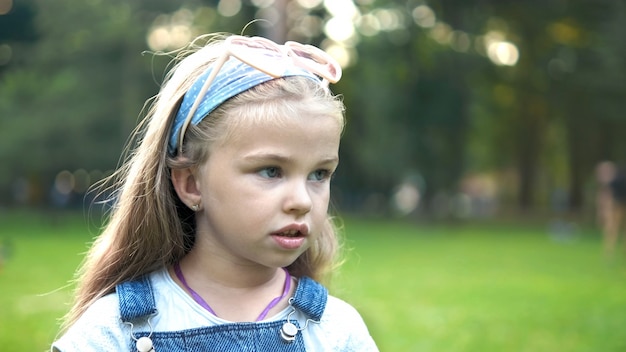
[258,166,282,179]
[308,169,332,182]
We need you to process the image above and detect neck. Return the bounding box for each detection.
[169,221,297,321]
[179,246,280,290]
[170,244,293,322]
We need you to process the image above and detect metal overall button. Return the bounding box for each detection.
[280,298,321,343]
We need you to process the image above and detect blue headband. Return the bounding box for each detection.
[168,57,321,155]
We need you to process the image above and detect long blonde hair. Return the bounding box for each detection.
[62,34,346,331]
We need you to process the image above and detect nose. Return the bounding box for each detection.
[283,179,312,215]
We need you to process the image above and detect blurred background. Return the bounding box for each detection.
[1,0,625,217]
[1,0,626,351]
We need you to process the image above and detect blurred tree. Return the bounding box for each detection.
[482,0,626,211]
[1,0,625,217]
[0,0,164,204]
[554,0,626,210]
[0,2,37,38]
[338,26,472,205]
[0,0,257,205]
[0,0,37,75]
[336,0,626,215]
[335,0,486,212]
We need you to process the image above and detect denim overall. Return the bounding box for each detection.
[116,275,328,351]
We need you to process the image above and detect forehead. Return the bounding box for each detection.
[216,110,342,154]
[217,104,343,146]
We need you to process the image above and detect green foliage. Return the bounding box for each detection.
[0,0,161,194]
[1,212,626,351]
[1,0,626,213]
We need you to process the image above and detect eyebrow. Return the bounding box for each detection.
[242,153,339,165]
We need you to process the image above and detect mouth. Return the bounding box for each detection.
[275,229,304,237]
[271,226,308,250]
[272,224,309,238]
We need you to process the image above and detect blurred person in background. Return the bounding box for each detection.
[595,161,626,258]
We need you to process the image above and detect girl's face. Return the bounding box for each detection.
[193,111,341,270]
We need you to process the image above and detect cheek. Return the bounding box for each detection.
[314,187,332,212]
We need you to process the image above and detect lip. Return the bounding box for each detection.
[273,223,310,237]
[271,223,309,250]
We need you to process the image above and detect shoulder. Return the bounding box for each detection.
[324,294,365,321]
[51,293,128,352]
[305,294,379,351]
[323,294,374,335]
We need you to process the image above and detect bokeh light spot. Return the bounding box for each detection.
[251,0,275,8]
[0,0,12,15]
[357,13,381,37]
[412,5,436,28]
[487,41,519,66]
[324,0,359,19]
[55,171,75,196]
[296,0,322,9]
[324,17,356,42]
[217,0,242,17]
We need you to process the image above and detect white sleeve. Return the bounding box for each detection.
[51,294,129,352]
[304,295,379,351]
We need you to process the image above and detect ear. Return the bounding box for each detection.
[171,167,202,209]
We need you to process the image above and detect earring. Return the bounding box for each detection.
[191,204,200,212]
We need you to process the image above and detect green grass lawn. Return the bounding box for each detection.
[1,211,625,351]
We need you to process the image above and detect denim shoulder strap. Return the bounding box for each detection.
[115,275,327,322]
[115,275,329,351]
[290,276,327,321]
[116,275,157,322]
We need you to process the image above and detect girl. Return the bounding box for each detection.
[52,33,378,351]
